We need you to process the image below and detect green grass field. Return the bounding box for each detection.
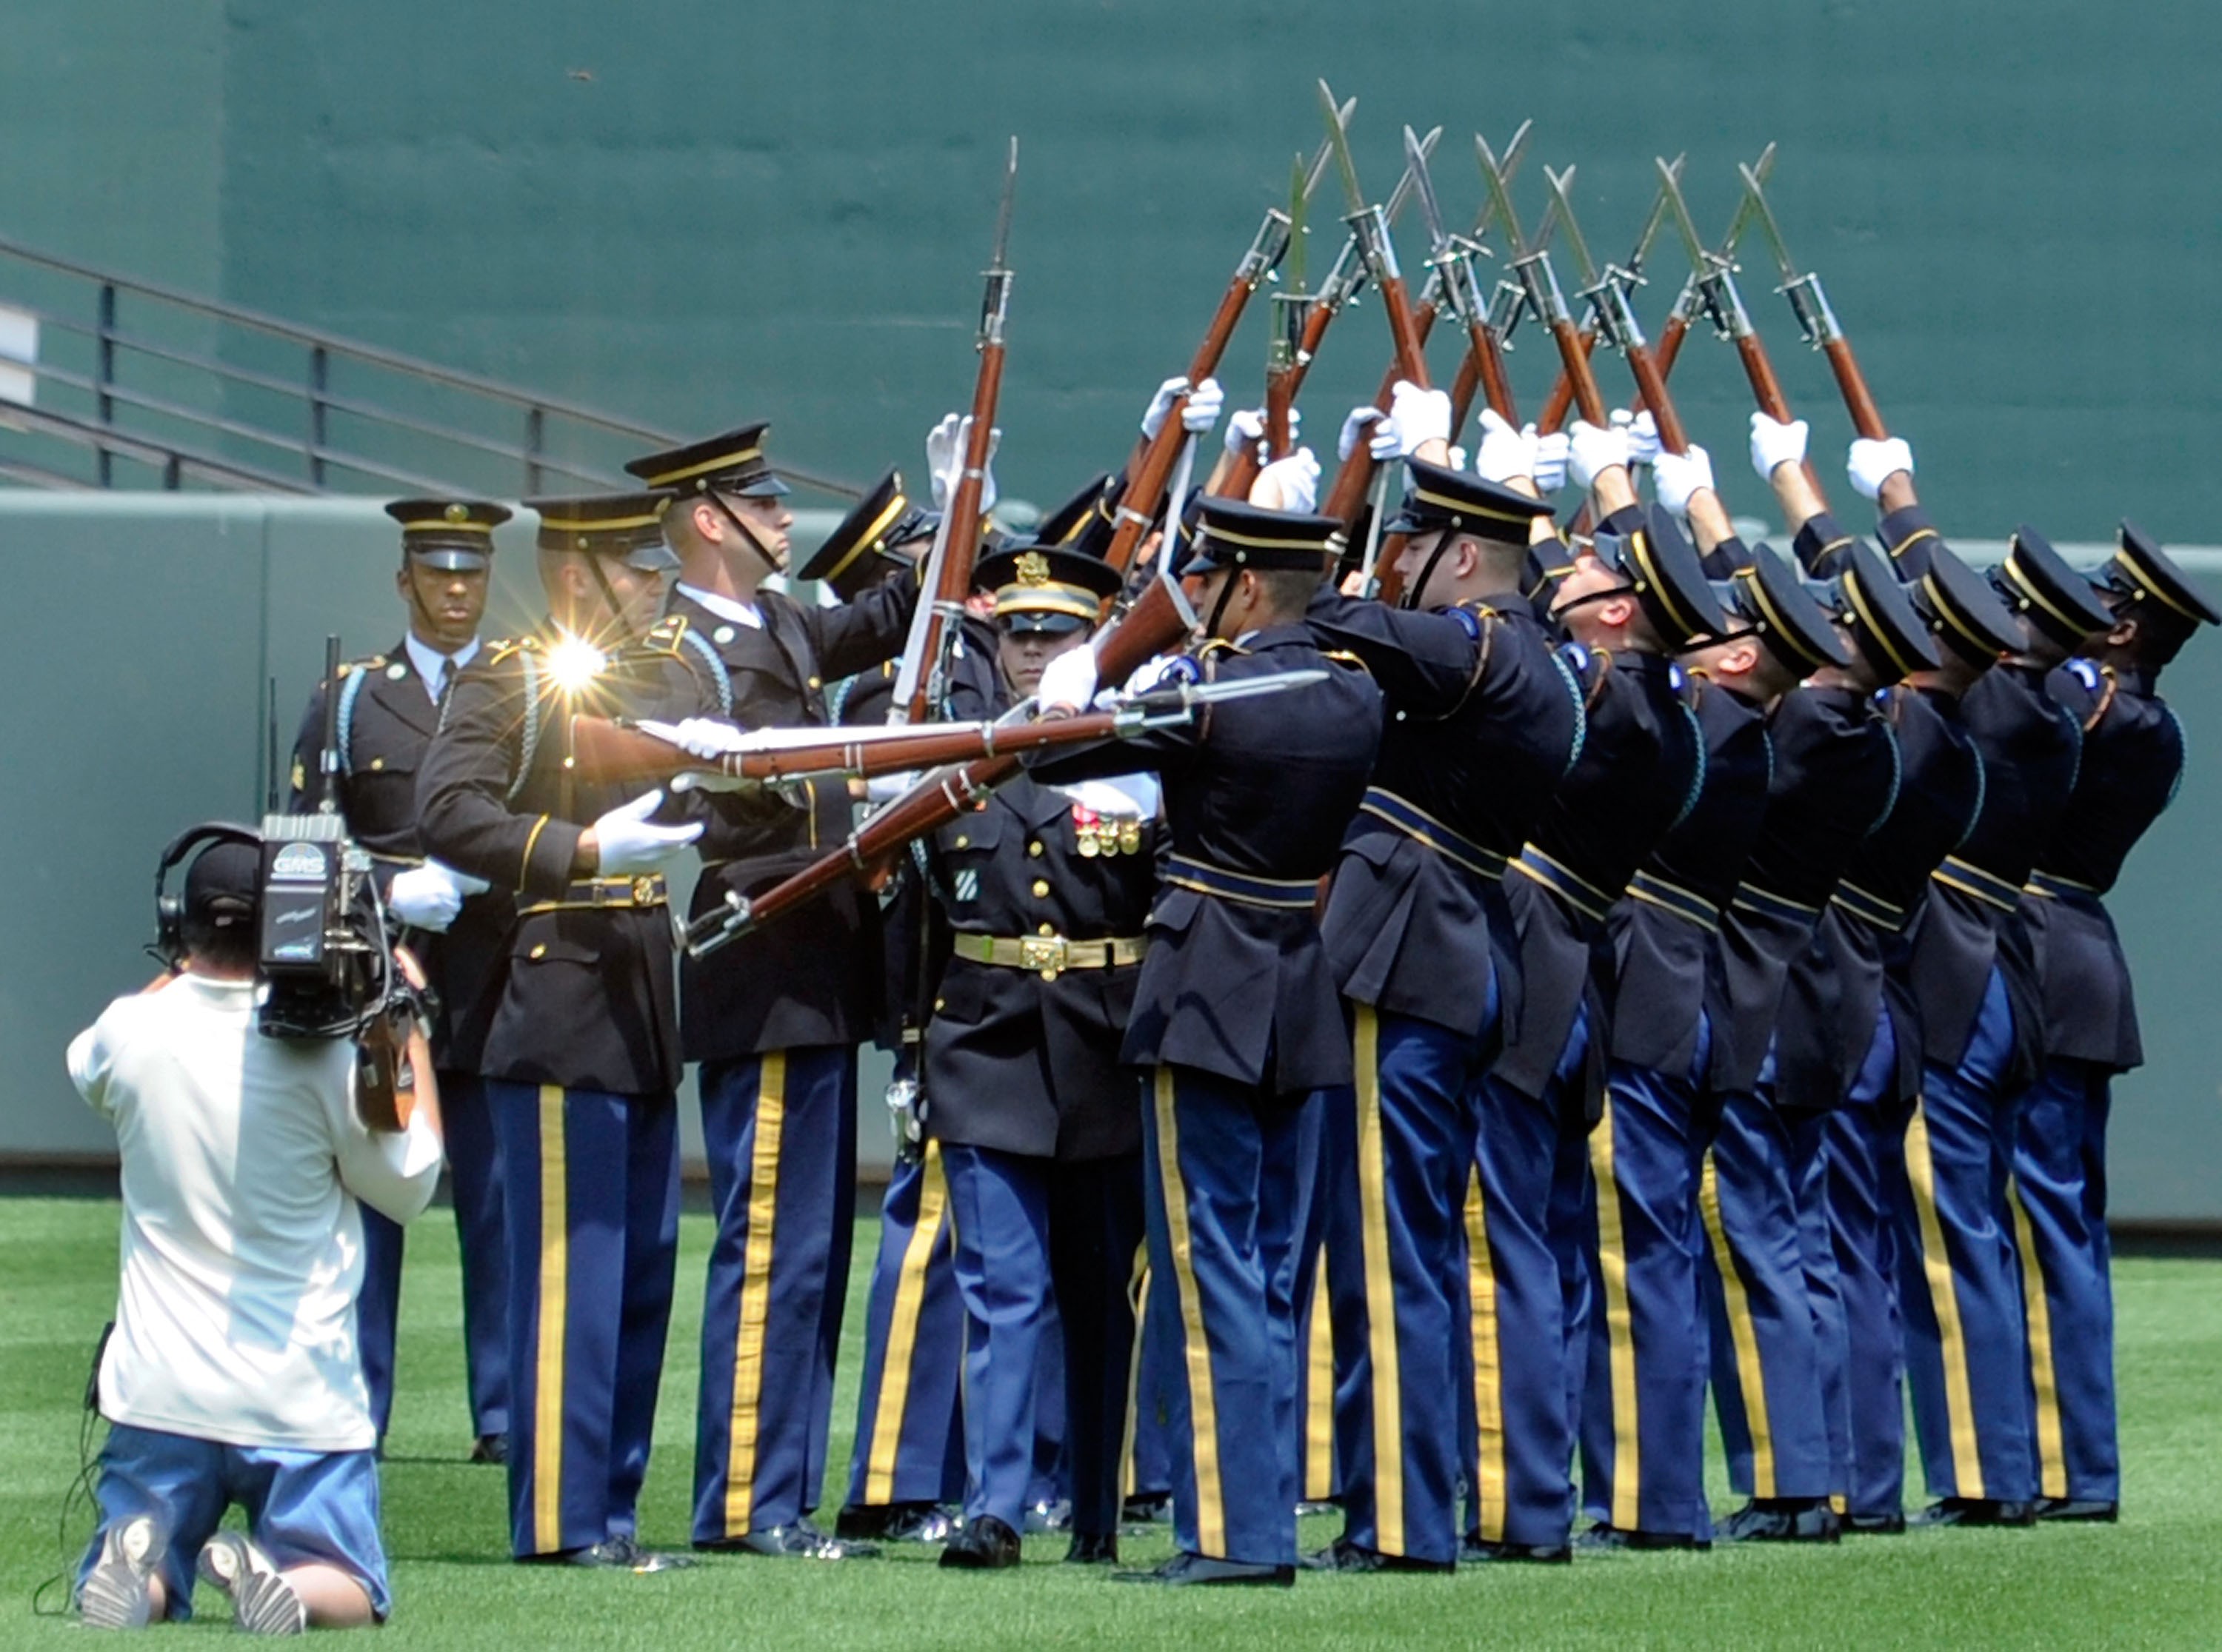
[3,1198,2217,1648]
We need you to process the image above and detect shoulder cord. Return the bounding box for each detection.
[505,650,543,806]
[677,627,734,717]
[333,666,369,777]
[1548,646,1587,779]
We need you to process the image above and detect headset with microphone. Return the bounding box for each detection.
[150,822,262,969]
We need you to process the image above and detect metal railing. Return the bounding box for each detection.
[0,233,861,501]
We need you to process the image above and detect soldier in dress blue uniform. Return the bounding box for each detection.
[621,425,923,1559]
[1028,498,1383,1586]
[924,544,1161,1570]
[2008,525,2216,1522]
[1477,422,1721,1559]
[417,492,727,1570]
[1863,449,2112,1526]
[1295,453,1575,1573]
[288,499,515,1463]
[1579,525,1844,1551]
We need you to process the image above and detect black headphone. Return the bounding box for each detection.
[153,822,262,969]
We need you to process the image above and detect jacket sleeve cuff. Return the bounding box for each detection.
[1877,504,1942,577]
[519,815,584,898]
[1792,512,1860,578]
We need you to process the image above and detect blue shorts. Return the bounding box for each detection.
[78,1423,390,1622]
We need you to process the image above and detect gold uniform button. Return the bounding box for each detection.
[1037,922,1055,937]
[807,675,822,689]
[529,943,547,960]
[1031,878,1050,898]
[1028,840,1044,857]
[934,997,946,1011]
[369,757,384,771]
[955,835,970,849]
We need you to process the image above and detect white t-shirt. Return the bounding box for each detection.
[67,974,444,1451]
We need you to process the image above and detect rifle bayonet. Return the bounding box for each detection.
[1738,158,1841,349]
[980,136,1018,347]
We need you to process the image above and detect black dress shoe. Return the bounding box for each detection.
[1458,1533,1572,1565]
[1112,1552,1296,1587]
[2035,1497,2118,1523]
[1845,1511,1907,1536]
[1064,1531,1118,1565]
[541,1535,695,1572]
[836,1503,954,1544]
[1718,1499,1842,1544]
[1120,1494,1172,1530]
[1575,1522,1710,1553]
[470,1433,509,1466]
[939,1515,1021,1570]
[698,1520,880,1559]
[1911,1498,2038,1529]
[1301,1539,1455,1574]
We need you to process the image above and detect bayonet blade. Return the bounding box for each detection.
[1317,78,1367,213]
[1285,152,1309,293]
[1625,153,1684,275]
[1739,159,1801,281]
[1131,666,1329,715]
[1655,155,1711,274]
[989,136,1018,272]
[1404,125,1451,253]
[1543,165,1599,287]
[1714,141,1777,261]
[1301,98,1357,206]
[1473,132,1529,258]
[1384,125,1444,227]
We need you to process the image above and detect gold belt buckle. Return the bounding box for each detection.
[630,875,656,906]
[1019,934,1068,980]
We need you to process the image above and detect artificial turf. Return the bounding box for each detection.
[1,1196,2216,1647]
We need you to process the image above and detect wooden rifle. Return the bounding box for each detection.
[1738,158,1890,440]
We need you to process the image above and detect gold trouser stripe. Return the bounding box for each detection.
[2007,1177,2068,1499]
[1464,1168,1508,1544]
[1905,1100,1986,1498]
[1587,1100,1641,1530]
[862,1143,950,1505]
[1304,1257,1335,1501]
[532,1085,568,1554]
[1152,1067,1227,1557]
[1698,1153,1778,1499]
[1352,1008,1406,1554]
[722,1053,788,1535]
[1120,1250,1152,1498]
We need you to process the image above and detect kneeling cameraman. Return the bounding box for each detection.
[68,831,444,1632]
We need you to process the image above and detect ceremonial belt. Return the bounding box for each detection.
[952,932,1147,979]
[1164,855,1320,910]
[1358,788,1507,882]
[1509,844,1615,925]
[1729,881,1824,926]
[1831,880,1911,933]
[2024,868,2101,901]
[1931,855,2021,914]
[520,874,668,916]
[1625,869,1721,932]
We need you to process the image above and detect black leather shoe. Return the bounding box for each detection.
[1112,1552,1295,1587]
[698,1520,880,1559]
[469,1433,508,1466]
[1718,1499,1842,1544]
[544,1535,695,1572]
[836,1503,954,1544]
[1845,1511,1907,1536]
[1459,1533,1572,1565]
[1575,1522,1710,1553]
[1064,1531,1118,1565]
[939,1515,1021,1570]
[2035,1498,2118,1523]
[1302,1539,1455,1574]
[1911,1498,2038,1528]
[1120,1494,1172,1530]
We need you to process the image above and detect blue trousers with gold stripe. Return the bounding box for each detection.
[693,1046,858,1544]
[1894,970,2036,1503]
[356,1072,509,1447]
[842,1146,964,1515]
[487,1081,679,1559]
[1325,1003,1494,1565]
[1580,1022,1714,1539]
[1701,1077,1834,1503]
[1143,1065,1318,1567]
[1465,1005,1589,1550]
[2009,1057,2117,1502]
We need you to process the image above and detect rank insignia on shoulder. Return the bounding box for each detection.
[639,615,690,655]
[487,635,538,663]
[1320,648,1371,674]
[336,655,387,678]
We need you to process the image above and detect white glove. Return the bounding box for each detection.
[387,862,467,932]
[1035,643,1100,714]
[1529,427,1570,495]
[1369,381,1452,462]
[1221,404,1301,461]
[1338,405,1384,462]
[924,413,1001,513]
[1847,435,1914,501]
[591,789,703,875]
[1612,408,1661,469]
[1567,419,1632,491]
[1748,413,1809,483]
[864,770,918,804]
[1447,444,1467,473]
[1141,375,1224,441]
[666,717,749,760]
[1252,447,1321,513]
[1652,445,1715,518]
[1471,409,1538,486]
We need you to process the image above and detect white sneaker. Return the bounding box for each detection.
[196,1531,307,1635]
[79,1513,166,1630]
